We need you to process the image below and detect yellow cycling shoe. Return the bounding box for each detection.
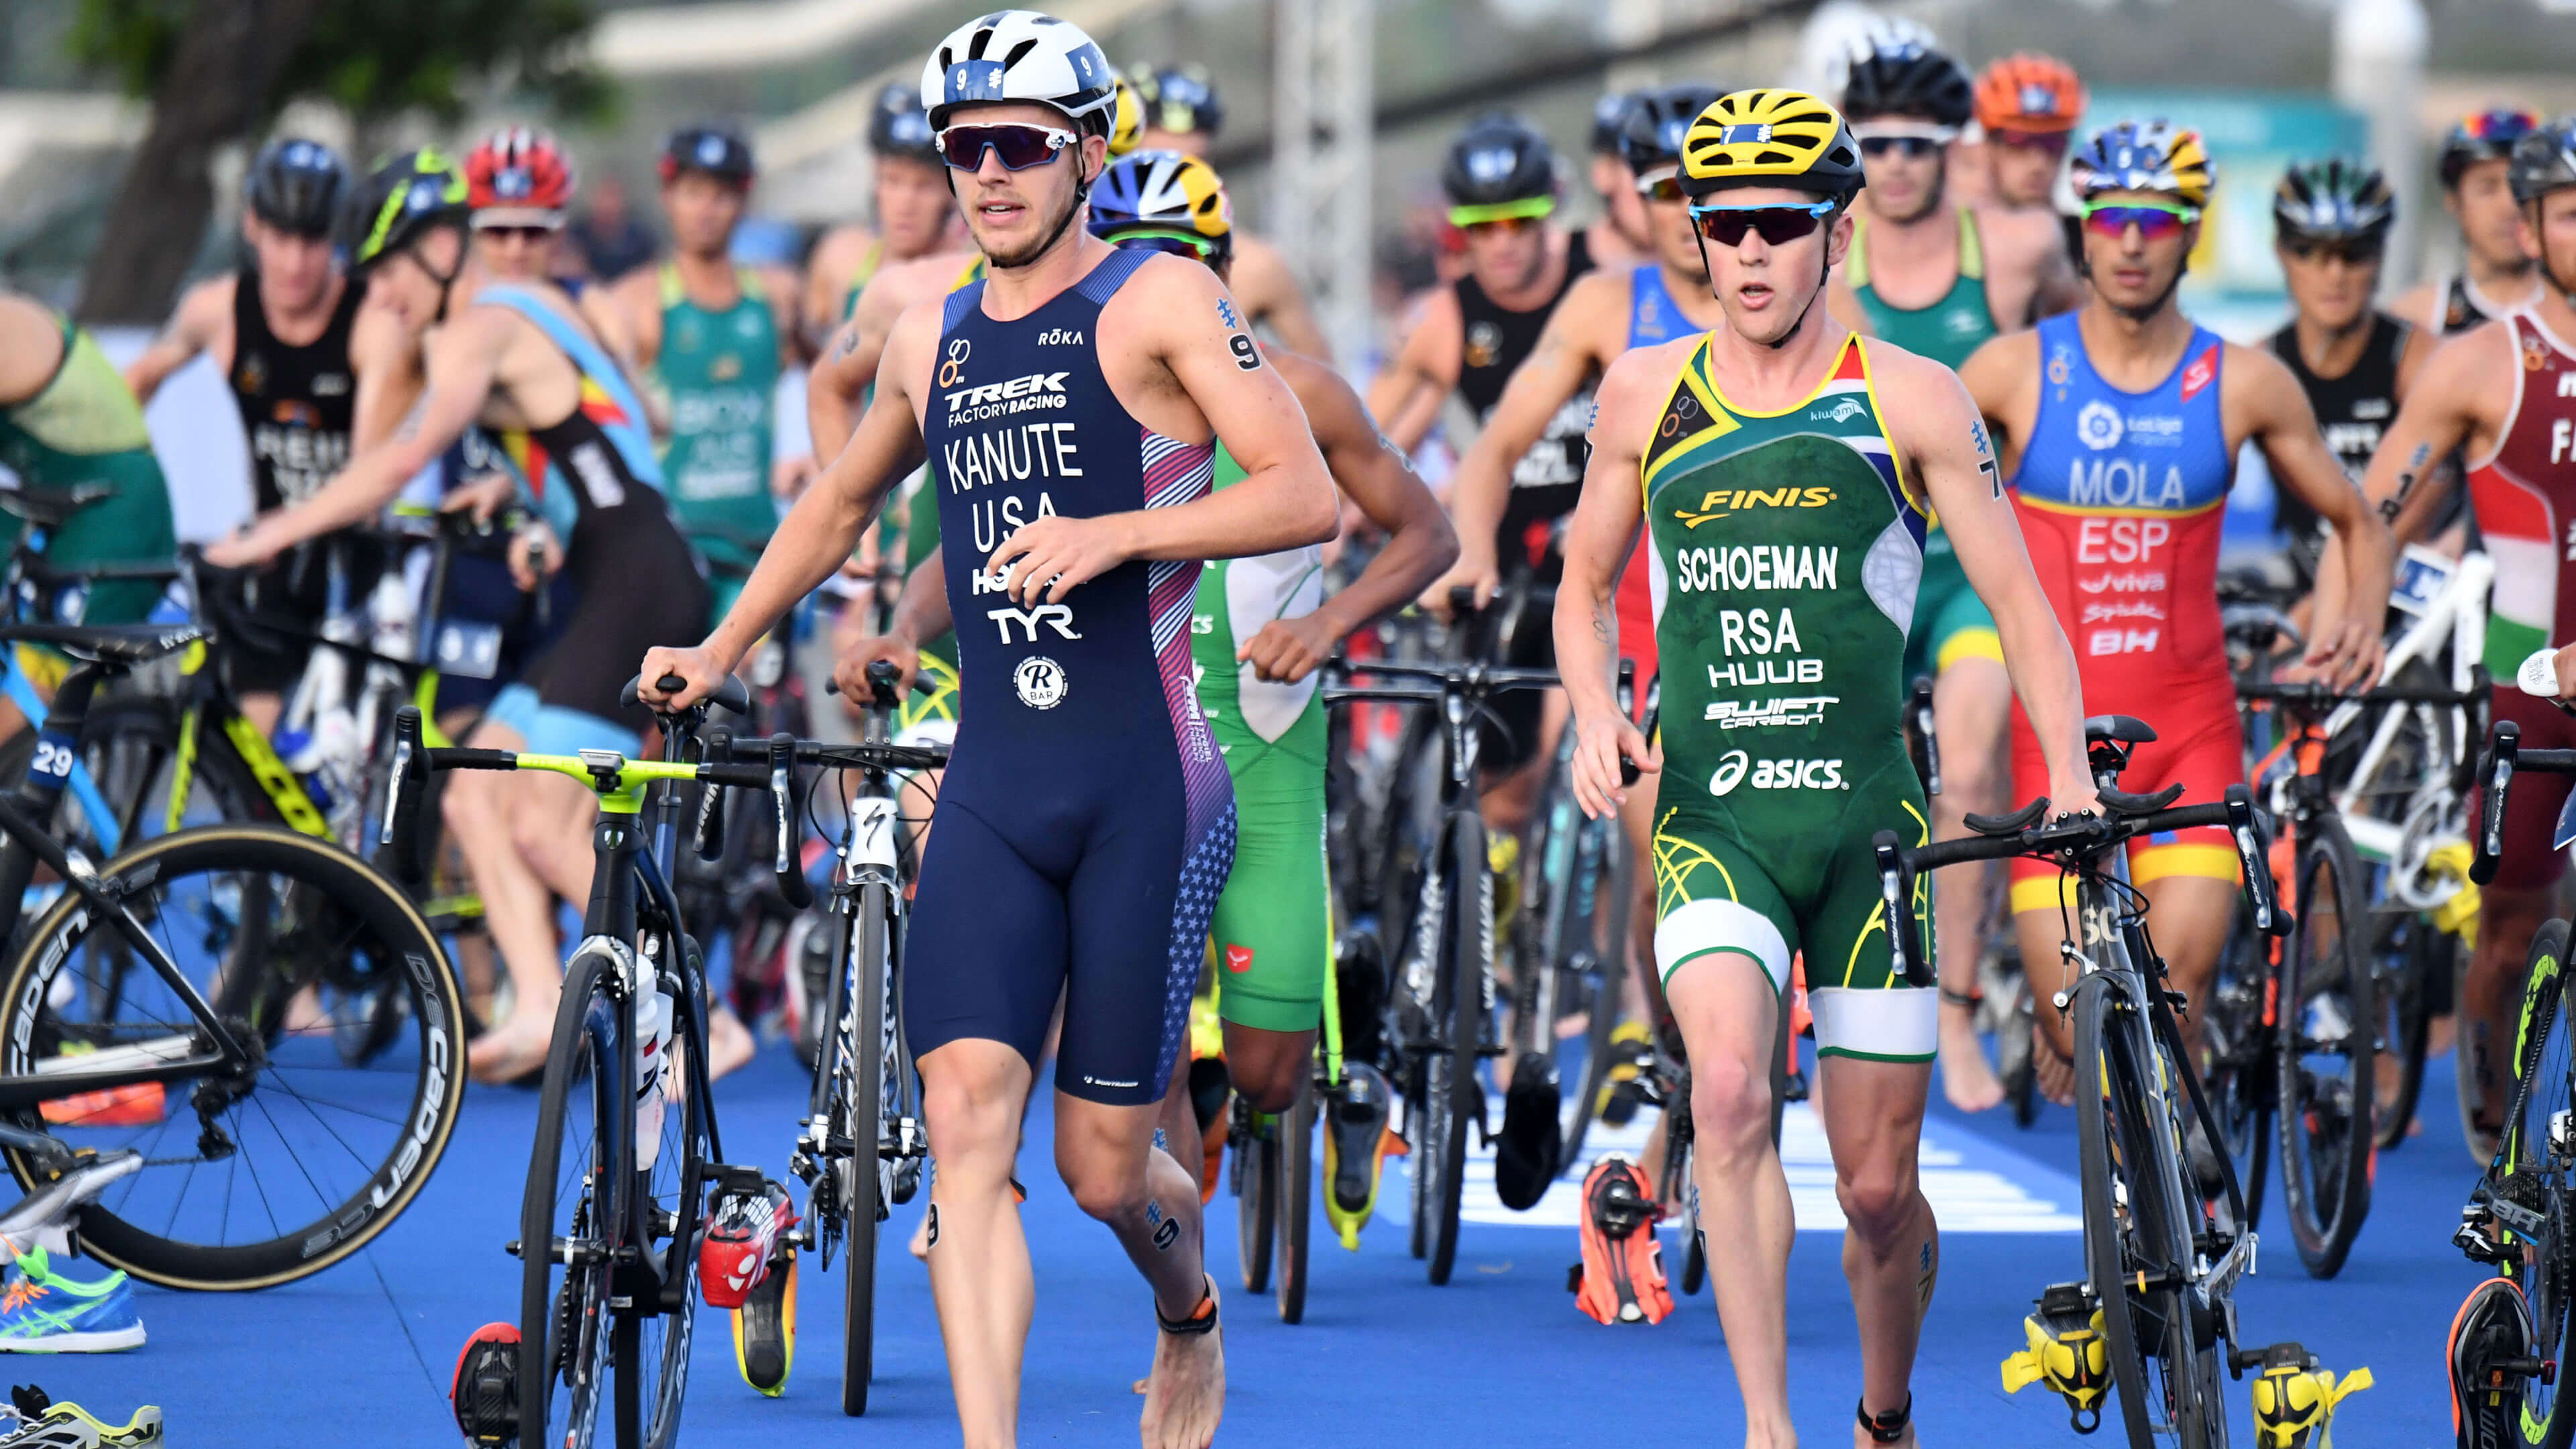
[731,1254,796,1398]
[1322,1062,1397,1251]
[2001,1285,2111,1432]
[2247,1342,2369,1448]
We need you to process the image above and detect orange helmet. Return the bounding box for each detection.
[1975,54,2086,137]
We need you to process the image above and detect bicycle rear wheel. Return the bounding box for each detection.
[627,941,711,1449]
[0,824,463,1289]
[2371,913,2440,1150]
[2504,919,2576,1449]
[2201,918,2273,1230]
[519,949,622,1449]
[2075,975,2223,1448]
[1236,1104,1276,1294]
[1562,824,1631,1169]
[1428,811,1487,1287]
[1276,1073,1314,1324]
[2277,817,2375,1278]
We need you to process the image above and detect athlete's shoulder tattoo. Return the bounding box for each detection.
[1970,417,2000,499]
[1218,296,1262,371]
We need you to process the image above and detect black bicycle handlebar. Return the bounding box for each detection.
[1872,782,2282,989]
[2236,676,2488,708]
[1330,658,1561,692]
[2471,720,2576,884]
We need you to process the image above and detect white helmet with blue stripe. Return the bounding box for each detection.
[921,10,1119,138]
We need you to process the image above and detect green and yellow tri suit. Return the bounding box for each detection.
[651,264,780,626]
[1845,205,2002,687]
[1644,333,1935,1063]
[1190,447,1330,1032]
[0,316,178,626]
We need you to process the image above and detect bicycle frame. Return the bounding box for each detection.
[2323,547,2491,867]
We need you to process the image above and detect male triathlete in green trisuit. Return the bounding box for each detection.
[604,125,804,627]
[0,292,179,741]
[1831,36,2084,1113]
[1554,90,2093,1446]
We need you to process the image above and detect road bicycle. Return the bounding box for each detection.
[1881,715,2288,1447]
[2456,717,2576,1446]
[1321,633,1556,1285]
[721,662,945,1415]
[378,673,801,1449]
[0,620,462,1289]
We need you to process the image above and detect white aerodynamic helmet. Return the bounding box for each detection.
[921,10,1120,138]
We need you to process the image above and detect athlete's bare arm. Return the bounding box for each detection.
[346,298,427,451]
[1980,207,2084,325]
[1883,342,2097,814]
[653,298,941,702]
[1426,270,1624,610]
[832,544,957,699]
[2356,323,2511,541]
[2394,315,2437,397]
[1242,350,1460,682]
[1228,233,1333,358]
[209,307,519,564]
[604,268,666,372]
[0,296,66,407]
[1367,288,1463,453]
[801,223,877,350]
[987,252,1339,604]
[2231,342,2395,686]
[123,277,235,405]
[2387,280,2440,335]
[806,251,968,462]
[1556,341,1683,820]
[1957,329,2044,472]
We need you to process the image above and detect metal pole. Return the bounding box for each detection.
[1270,0,1373,370]
[2334,0,2428,290]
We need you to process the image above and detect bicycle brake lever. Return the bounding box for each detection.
[2221,785,2288,936]
[1871,830,1931,988]
[2475,722,2518,885]
[767,733,812,910]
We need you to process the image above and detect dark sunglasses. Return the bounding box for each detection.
[1989,129,2071,155]
[1636,174,1687,203]
[1859,135,1942,160]
[2279,236,2382,266]
[2082,201,2198,239]
[935,123,1077,172]
[1689,200,1836,247]
[474,225,557,243]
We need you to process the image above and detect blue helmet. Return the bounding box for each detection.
[246,137,347,237]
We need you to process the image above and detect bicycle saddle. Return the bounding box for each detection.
[2082,714,2157,746]
[0,621,205,664]
[0,486,109,531]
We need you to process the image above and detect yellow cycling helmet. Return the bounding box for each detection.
[1107,70,1145,158]
[1679,89,1866,202]
[2072,120,2215,210]
[1088,149,1234,263]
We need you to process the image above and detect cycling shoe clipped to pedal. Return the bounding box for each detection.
[2000,1282,2110,1432]
[700,1166,798,1311]
[1568,1155,1672,1325]
[1493,1053,1564,1212]
[2243,1340,2370,1449]
[0,1382,160,1448]
[449,1322,521,1448]
[2452,1277,2542,1446]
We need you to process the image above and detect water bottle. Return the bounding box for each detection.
[635,987,675,1170]
[368,571,415,661]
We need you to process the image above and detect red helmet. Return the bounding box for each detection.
[465,127,576,225]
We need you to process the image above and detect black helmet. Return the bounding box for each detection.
[659,125,755,187]
[245,137,347,237]
[1590,91,1647,157]
[2272,159,2394,249]
[1618,84,1724,178]
[2443,107,2540,189]
[343,149,470,271]
[1129,62,1224,140]
[1442,112,1556,219]
[2511,115,2576,206]
[1841,38,1974,129]
[868,80,939,164]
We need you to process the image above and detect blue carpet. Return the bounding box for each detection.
[15,1040,2475,1445]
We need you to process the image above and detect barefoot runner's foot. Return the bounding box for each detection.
[1140,1280,1224,1449]
[1937,999,2006,1112]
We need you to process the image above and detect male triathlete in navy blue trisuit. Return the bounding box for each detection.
[640,11,1337,1446]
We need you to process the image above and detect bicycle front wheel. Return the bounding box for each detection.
[839,885,894,1417]
[0,824,463,1289]
[2505,919,2576,1449]
[628,941,713,1449]
[519,949,623,1449]
[1428,811,1487,1287]
[2277,818,2375,1277]
[2075,975,2222,1448]
[1235,1106,1275,1293]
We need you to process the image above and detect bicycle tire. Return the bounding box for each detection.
[631,941,712,1449]
[1562,826,1632,1169]
[518,949,621,1449]
[2202,918,2273,1231]
[2371,914,2440,1151]
[2506,919,2576,1449]
[1429,810,1487,1287]
[2277,816,2375,1278]
[1277,1073,1313,1324]
[841,884,894,1416]
[1403,833,1450,1265]
[1237,1110,1275,1293]
[0,824,462,1289]
[2075,975,2220,1448]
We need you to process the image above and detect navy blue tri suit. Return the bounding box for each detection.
[906,249,1237,1107]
